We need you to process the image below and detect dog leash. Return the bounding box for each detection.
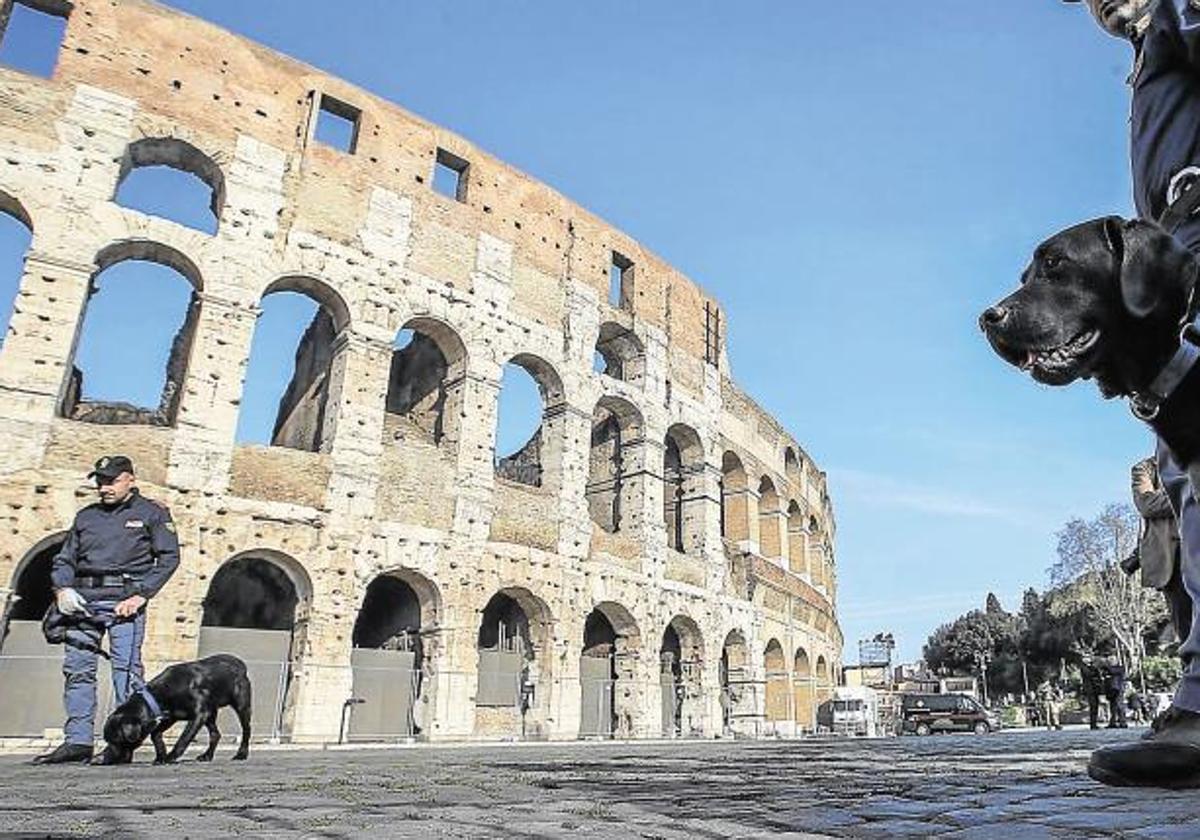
[139,685,166,723]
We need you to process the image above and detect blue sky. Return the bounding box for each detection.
[0,2,1155,663]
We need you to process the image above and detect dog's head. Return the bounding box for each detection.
[99,695,156,764]
[980,216,1194,395]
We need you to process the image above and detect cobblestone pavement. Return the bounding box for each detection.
[0,727,1194,839]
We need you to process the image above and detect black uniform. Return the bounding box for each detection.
[51,489,180,598]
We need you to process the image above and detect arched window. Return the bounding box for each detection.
[580,602,640,738]
[475,587,553,739]
[757,477,782,560]
[238,277,350,452]
[764,639,789,724]
[62,242,201,426]
[787,500,806,576]
[663,424,704,554]
[593,321,645,385]
[586,395,644,533]
[383,318,467,451]
[0,193,33,350]
[720,451,749,542]
[114,138,225,235]
[494,354,565,489]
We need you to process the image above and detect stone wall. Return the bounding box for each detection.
[0,0,841,743]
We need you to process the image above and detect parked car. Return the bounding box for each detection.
[900,692,999,736]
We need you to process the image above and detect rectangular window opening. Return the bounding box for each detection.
[609,251,633,311]
[704,301,721,367]
[313,93,361,154]
[0,2,70,79]
[433,147,469,203]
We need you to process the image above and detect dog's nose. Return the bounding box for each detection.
[980,305,1009,330]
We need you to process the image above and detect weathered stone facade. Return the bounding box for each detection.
[0,0,840,742]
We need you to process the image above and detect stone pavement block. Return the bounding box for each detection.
[939,823,1081,840]
[1041,809,1163,832]
[1129,821,1200,840]
[846,818,955,837]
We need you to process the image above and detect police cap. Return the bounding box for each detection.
[88,454,134,479]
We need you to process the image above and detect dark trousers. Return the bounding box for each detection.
[1087,694,1100,729]
[1165,564,1193,657]
[1105,691,1127,728]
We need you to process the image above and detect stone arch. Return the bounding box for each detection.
[60,240,202,426]
[719,628,753,734]
[793,645,815,732]
[474,586,554,739]
[0,189,33,350]
[720,450,750,542]
[815,654,832,708]
[757,476,782,560]
[764,638,789,724]
[199,549,314,740]
[594,321,645,385]
[787,500,807,576]
[663,423,704,554]
[784,446,800,483]
[349,568,442,740]
[114,137,227,234]
[660,614,705,737]
[384,316,468,452]
[494,352,566,490]
[587,394,645,534]
[246,275,353,452]
[4,530,66,624]
[580,600,641,738]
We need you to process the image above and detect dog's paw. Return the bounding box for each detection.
[232,751,248,761]
[154,755,176,766]
[196,753,214,763]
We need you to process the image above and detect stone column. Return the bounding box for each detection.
[167,293,259,492]
[324,330,392,517]
[0,251,93,470]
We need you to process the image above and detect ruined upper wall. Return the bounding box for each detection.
[26,0,720,357]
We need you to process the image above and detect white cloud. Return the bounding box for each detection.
[830,467,1032,523]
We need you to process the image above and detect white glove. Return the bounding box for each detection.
[56,587,89,617]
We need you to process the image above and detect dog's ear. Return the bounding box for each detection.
[1117,219,1166,319]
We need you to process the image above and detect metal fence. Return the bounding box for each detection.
[0,620,290,742]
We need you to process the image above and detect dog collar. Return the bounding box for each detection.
[1131,311,1200,420]
[139,685,165,722]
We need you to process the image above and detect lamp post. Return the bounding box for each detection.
[974,649,992,707]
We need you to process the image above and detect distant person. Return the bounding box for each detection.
[32,456,180,765]
[1104,660,1129,729]
[1038,680,1064,731]
[1130,456,1189,644]
[1080,653,1105,731]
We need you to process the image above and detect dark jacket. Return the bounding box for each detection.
[1132,456,1180,589]
[1132,0,1200,251]
[51,489,180,598]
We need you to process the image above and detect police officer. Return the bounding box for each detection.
[31,455,180,765]
[1103,659,1129,729]
[1066,0,1200,786]
[1080,653,1106,730]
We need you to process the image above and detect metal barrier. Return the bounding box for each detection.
[0,621,290,742]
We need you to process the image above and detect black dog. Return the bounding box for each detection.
[94,653,252,765]
[981,216,1200,485]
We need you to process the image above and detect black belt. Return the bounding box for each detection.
[75,573,128,589]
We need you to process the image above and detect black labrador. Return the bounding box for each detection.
[94,653,252,765]
[980,216,1200,485]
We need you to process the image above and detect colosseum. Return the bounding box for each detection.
[0,0,841,744]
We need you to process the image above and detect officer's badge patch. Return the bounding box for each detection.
[124,519,145,528]
[163,521,176,533]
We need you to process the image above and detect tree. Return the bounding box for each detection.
[1051,503,1165,681]
[923,593,1024,699]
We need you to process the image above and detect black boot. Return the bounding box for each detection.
[1089,706,1200,788]
[31,742,94,765]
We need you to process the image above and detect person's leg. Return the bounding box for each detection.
[1089,694,1100,729]
[1164,566,1193,658]
[107,607,146,704]
[62,623,102,746]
